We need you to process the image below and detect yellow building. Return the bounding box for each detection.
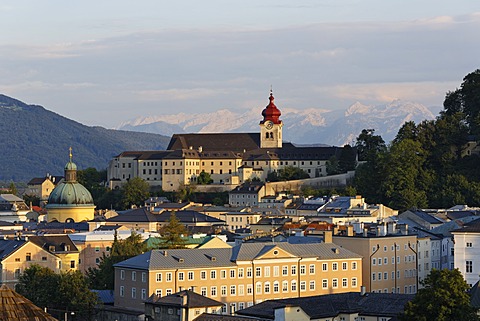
[46,149,95,223]
[114,242,362,313]
[108,93,346,191]
[333,233,418,294]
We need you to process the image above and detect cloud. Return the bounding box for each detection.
[132,88,218,101]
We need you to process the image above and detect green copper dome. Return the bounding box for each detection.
[46,182,94,206]
[65,161,77,171]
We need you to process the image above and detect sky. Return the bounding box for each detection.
[0,0,479,128]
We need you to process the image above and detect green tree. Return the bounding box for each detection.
[122,177,150,209]
[355,129,386,162]
[158,213,187,249]
[15,264,59,309]
[197,171,213,185]
[338,144,357,173]
[8,181,17,195]
[401,269,478,321]
[326,156,340,175]
[77,167,108,204]
[87,231,147,290]
[23,194,41,207]
[16,265,98,320]
[277,166,310,180]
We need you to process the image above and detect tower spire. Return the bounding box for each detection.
[69,146,73,162]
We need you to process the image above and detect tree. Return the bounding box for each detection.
[23,194,40,207]
[158,213,187,249]
[122,177,150,209]
[87,231,147,290]
[355,129,386,162]
[326,156,340,175]
[8,181,17,195]
[15,264,59,309]
[77,167,108,204]
[401,269,478,321]
[197,171,213,185]
[338,144,357,173]
[16,265,98,320]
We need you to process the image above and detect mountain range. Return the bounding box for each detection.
[0,95,170,182]
[117,100,439,146]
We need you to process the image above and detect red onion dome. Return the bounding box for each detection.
[261,92,282,124]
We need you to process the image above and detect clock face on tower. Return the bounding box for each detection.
[265,120,274,130]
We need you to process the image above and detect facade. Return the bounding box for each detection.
[113,242,362,312]
[219,212,262,232]
[25,175,63,205]
[0,238,61,288]
[333,233,418,294]
[452,218,480,286]
[107,93,345,191]
[0,194,30,222]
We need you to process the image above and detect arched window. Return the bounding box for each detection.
[265,132,269,139]
[269,132,274,139]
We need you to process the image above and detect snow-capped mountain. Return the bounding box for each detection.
[116,100,438,146]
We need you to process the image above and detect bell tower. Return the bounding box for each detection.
[260,91,283,148]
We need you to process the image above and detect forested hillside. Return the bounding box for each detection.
[354,69,480,210]
[0,95,170,182]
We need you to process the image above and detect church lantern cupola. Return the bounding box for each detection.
[260,91,283,148]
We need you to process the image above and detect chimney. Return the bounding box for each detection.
[347,225,354,236]
[198,146,203,153]
[323,230,332,243]
[363,228,368,237]
[182,293,188,306]
[360,286,366,296]
[163,250,168,256]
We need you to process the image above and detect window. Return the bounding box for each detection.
[178,272,184,281]
[256,282,262,294]
[70,260,75,268]
[255,267,261,277]
[384,257,388,265]
[211,270,217,279]
[310,264,315,274]
[352,262,357,270]
[95,246,100,252]
[342,278,348,288]
[230,269,236,278]
[247,267,252,278]
[282,266,288,276]
[332,279,338,288]
[309,281,315,290]
[467,242,473,248]
[156,289,162,296]
[372,258,376,265]
[247,284,253,294]
[282,281,289,292]
[131,271,136,281]
[322,279,328,289]
[467,260,473,273]
[230,285,236,295]
[239,285,245,295]
[201,271,206,280]
[120,286,124,297]
[264,282,270,293]
[156,273,162,282]
[300,281,306,291]
[131,287,136,299]
[273,266,279,277]
[120,270,125,280]
[166,289,172,295]
[188,271,194,280]
[264,266,270,277]
[372,273,376,281]
[221,270,227,279]
[166,272,172,282]
[14,268,21,279]
[221,286,227,297]
[322,263,328,271]
[273,281,279,293]
[26,253,31,261]
[342,262,347,270]
[332,262,338,271]
[384,272,388,280]
[291,265,297,275]
[291,280,297,292]
[141,289,147,300]
[211,286,217,297]
[352,277,357,287]
[300,265,306,275]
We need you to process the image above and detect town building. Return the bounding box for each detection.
[113,242,362,313]
[0,194,30,222]
[452,218,480,286]
[25,175,63,206]
[107,93,345,191]
[333,228,418,294]
[235,291,414,321]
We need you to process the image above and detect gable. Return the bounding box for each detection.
[255,245,297,260]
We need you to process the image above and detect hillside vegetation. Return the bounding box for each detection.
[0,95,170,181]
[354,69,480,210]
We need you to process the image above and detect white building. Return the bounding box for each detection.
[452,218,480,286]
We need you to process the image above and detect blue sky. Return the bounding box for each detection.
[1,1,479,127]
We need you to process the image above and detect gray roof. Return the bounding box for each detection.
[404,210,444,224]
[107,208,224,225]
[195,313,270,321]
[28,235,79,253]
[0,239,26,260]
[115,242,361,270]
[452,217,480,233]
[167,133,261,152]
[231,242,362,261]
[146,290,222,308]
[433,216,480,236]
[237,292,414,319]
[92,289,114,305]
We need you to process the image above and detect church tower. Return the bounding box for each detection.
[260,91,283,148]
